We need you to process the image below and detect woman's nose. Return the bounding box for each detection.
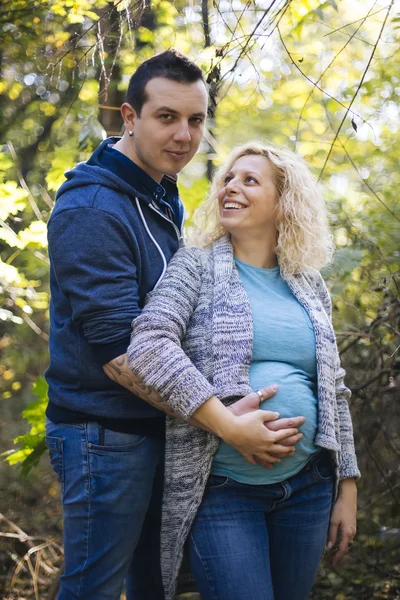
[225,178,238,193]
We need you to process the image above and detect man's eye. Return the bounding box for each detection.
[160,114,173,121]
[190,117,204,125]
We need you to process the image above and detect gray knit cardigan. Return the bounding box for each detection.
[128,235,360,600]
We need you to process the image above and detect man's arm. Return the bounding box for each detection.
[48,208,143,366]
[103,353,181,418]
[104,353,302,466]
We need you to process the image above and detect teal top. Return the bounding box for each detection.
[211,257,319,484]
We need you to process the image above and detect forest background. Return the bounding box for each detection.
[0,0,399,598]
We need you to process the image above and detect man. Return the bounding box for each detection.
[45,49,303,599]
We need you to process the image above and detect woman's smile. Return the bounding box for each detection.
[218,154,279,235]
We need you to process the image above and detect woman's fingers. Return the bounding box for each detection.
[332,532,352,565]
[260,410,281,423]
[228,385,278,416]
[328,518,355,565]
[256,384,278,401]
[327,520,339,551]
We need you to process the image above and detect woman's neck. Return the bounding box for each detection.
[231,231,278,269]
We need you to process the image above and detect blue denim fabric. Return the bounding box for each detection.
[45,419,165,600]
[188,451,334,600]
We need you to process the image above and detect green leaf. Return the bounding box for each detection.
[0,182,27,220]
[19,437,47,476]
[32,375,49,401]
[3,376,48,473]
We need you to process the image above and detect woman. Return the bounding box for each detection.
[128,143,359,600]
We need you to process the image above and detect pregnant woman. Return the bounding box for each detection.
[128,142,359,600]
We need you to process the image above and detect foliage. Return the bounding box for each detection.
[0,0,399,597]
[2,377,48,475]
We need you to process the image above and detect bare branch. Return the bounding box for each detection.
[294,3,378,149]
[278,26,366,126]
[318,0,396,180]
[337,139,400,223]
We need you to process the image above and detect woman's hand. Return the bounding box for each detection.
[327,478,357,565]
[191,387,300,467]
[218,387,301,466]
[227,386,306,466]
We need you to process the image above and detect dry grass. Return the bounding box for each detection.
[0,513,63,600]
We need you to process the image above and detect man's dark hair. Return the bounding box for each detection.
[126,49,206,116]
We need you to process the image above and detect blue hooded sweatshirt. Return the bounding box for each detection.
[45,138,184,433]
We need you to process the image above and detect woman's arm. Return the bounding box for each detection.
[103,353,304,466]
[125,247,299,463]
[311,272,359,562]
[312,271,360,480]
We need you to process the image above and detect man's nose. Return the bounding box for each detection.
[173,121,191,142]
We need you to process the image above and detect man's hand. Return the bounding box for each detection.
[104,361,304,468]
[210,385,302,467]
[227,385,305,467]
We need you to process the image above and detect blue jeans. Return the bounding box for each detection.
[188,451,334,600]
[46,419,165,600]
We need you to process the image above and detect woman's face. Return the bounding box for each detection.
[218,154,279,237]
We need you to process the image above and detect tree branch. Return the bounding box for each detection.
[318,0,396,180]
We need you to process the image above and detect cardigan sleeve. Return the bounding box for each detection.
[312,271,360,480]
[127,247,215,420]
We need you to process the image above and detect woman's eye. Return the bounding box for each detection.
[224,176,232,184]
[246,176,258,183]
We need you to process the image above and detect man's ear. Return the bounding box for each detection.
[120,102,138,132]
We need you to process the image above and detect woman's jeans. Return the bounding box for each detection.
[46,419,165,600]
[189,451,334,600]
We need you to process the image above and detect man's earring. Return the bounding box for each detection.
[128,130,133,137]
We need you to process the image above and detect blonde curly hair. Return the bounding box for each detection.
[191,142,335,276]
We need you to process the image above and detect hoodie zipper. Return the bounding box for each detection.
[135,197,183,289]
[149,200,183,244]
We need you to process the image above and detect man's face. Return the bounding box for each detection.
[129,77,208,182]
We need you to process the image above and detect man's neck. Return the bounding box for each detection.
[113,138,163,183]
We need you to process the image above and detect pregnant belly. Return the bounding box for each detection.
[251,360,318,448]
[212,361,319,484]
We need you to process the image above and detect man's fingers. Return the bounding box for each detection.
[279,432,303,447]
[267,443,296,457]
[253,452,281,465]
[241,452,257,465]
[273,427,299,442]
[253,456,276,469]
[267,416,306,431]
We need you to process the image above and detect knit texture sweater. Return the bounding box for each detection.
[128,235,360,600]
